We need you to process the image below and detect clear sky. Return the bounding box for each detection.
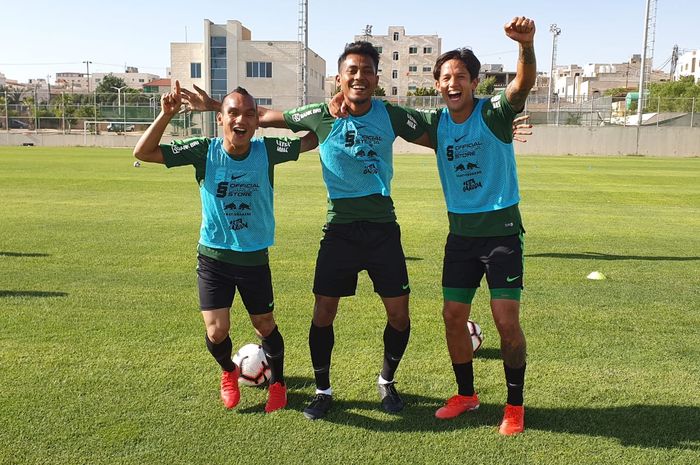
[0,0,696,84]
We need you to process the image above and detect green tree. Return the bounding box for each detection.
[646,76,700,112]
[407,87,437,96]
[95,74,129,104]
[373,86,386,96]
[475,77,496,96]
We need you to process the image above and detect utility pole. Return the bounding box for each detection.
[83,60,92,93]
[547,24,562,123]
[637,0,657,126]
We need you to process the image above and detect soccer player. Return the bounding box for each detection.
[133,82,318,413]
[420,17,537,435]
[180,41,430,420]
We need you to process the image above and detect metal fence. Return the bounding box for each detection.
[1,91,697,138]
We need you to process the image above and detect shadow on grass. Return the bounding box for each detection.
[0,251,50,257]
[239,377,699,450]
[527,252,699,261]
[0,290,68,298]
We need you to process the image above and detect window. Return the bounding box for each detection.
[391,86,398,96]
[377,68,383,75]
[254,98,272,106]
[392,52,399,61]
[246,61,272,78]
[392,70,398,79]
[408,65,417,73]
[190,63,202,78]
[210,36,226,47]
[139,79,144,83]
[423,46,433,54]
[408,85,417,92]
[423,66,432,73]
[375,46,383,54]
[409,46,417,54]
[393,32,399,41]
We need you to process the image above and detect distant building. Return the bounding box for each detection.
[553,55,668,102]
[675,49,699,83]
[356,26,441,96]
[170,19,326,117]
[55,68,160,93]
[143,79,172,94]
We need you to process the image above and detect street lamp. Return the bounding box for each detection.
[111,86,126,116]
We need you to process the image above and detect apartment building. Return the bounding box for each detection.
[355,26,441,96]
[675,49,699,83]
[170,19,326,114]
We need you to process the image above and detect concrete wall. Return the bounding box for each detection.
[2,126,698,157]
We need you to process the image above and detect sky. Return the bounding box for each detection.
[0,0,697,84]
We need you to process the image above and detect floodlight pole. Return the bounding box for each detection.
[111,86,126,116]
[547,24,561,124]
[637,0,652,126]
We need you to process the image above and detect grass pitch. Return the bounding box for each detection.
[0,146,699,465]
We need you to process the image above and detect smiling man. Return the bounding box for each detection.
[133,83,317,414]
[418,17,537,435]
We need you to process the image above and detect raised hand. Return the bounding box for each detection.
[161,80,183,116]
[504,17,536,44]
[180,83,220,112]
[512,115,533,143]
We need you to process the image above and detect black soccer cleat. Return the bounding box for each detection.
[377,381,404,413]
[303,393,333,420]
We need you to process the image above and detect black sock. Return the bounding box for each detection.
[380,321,410,382]
[504,363,526,406]
[205,334,235,372]
[261,325,284,385]
[453,362,474,396]
[309,322,334,391]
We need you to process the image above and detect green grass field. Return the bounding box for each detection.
[1,146,699,465]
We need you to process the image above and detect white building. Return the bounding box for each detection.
[55,69,160,93]
[355,26,441,97]
[675,49,700,83]
[170,19,326,115]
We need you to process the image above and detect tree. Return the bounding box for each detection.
[646,76,700,112]
[475,77,496,96]
[407,87,437,96]
[95,74,129,104]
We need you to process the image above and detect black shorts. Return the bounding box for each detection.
[442,233,524,290]
[196,254,274,314]
[313,221,410,298]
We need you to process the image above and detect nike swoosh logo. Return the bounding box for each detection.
[268,302,274,308]
[402,283,410,290]
[455,134,468,142]
[506,275,521,283]
[231,174,246,180]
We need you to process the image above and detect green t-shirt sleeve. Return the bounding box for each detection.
[482,91,518,143]
[160,137,210,183]
[416,109,441,153]
[382,101,428,142]
[262,136,302,165]
[283,103,335,144]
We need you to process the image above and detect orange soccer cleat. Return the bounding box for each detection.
[265,382,288,413]
[499,404,525,435]
[434,393,480,420]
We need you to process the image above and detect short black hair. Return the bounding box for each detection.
[338,41,380,72]
[433,48,481,82]
[222,86,256,109]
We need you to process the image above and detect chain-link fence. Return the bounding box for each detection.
[1,91,697,138]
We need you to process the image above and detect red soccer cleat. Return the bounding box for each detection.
[499,404,525,435]
[265,382,288,413]
[220,366,241,409]
[435,393,480,419]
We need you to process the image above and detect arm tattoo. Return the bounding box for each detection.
[508,44,536,111]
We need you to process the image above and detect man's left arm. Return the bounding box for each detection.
[504,17,537,113]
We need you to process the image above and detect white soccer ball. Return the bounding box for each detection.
[467,320,484,352]
[232,343,271,386]
[133,160,141,168]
